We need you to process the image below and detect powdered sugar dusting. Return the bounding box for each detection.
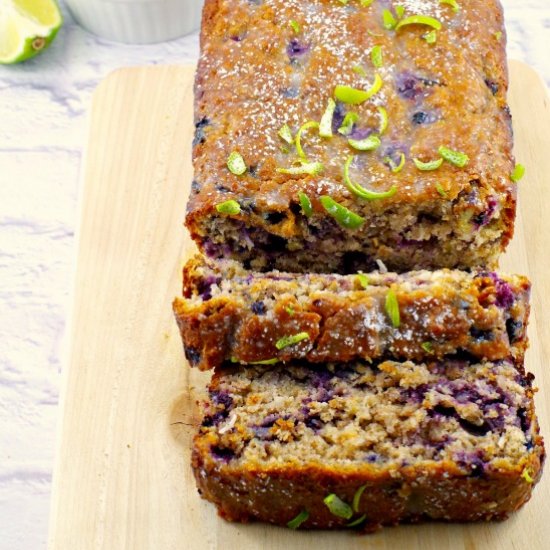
[195,0,512,209]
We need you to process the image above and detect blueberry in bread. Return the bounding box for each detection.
[187,0,516,273]
[173,255,530,371]
[192,359,545,530]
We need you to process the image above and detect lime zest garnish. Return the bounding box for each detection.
[227,151,247,175]
[494,31,503,41]
[521,468,534,484]
[356,274,369,289]
[348,135,381,151]
[421,342,434,353]
[320,195,365,229]
[377,106,388,134]
[384,153,406,173]
[298,192,313,217]
[250,358,279,365]
[352,484,367,512]
[323,494,353,520]
[337,0,350,4]
[277,162,324,176]
[395,5,405,19]
[215,200,241,215]
[344,155,398,201]
[338,112,359,136]
[334,74,383,104]
[289,19,301,33]
[275,332,310,350]
[347,514,367,527]
[296,120,320,159]
[360,0,375,6]
[413,157,444,171]
[352,64,368,77]
[438,145,469,168]
[440,0,460,13]
[371,45,383,68]
[278,123,294,145]
[319,98,336,138]
[385,289,400,328]
[287,510,309,529]
[382,9,397,29]
[424,30,437,44]
[395,15,442,32]
[230,356,279,365]
[285,306,295,315]
[435,183,448,198]
[510,164,525,182]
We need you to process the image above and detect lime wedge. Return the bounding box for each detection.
[0,0,62,64]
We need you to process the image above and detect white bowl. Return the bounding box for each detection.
[65,0,204,44]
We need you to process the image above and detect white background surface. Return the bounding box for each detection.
[0,1,549,549]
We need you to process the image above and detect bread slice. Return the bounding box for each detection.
[174,255,530,371]
[192,358,544,530]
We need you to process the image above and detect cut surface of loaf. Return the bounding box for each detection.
[193,359,545,530]
[173,255,530,371]
[187,0,516,273]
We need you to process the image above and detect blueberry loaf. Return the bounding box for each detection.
[193,359,544,530]
[173,255,530,371]
[187,0,516,274]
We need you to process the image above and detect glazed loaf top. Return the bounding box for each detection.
[188,0,514,241]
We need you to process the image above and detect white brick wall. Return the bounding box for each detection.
[0,1,548,548]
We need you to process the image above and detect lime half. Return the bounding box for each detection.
[0,0,62,64]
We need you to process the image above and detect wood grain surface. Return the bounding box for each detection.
[48,62,550,550]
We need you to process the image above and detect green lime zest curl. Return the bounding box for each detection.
[298,192,313,217]
[287,510,309,529]
[324,494,353,519]
[395,15,442,32]
[216,200,241,215]
[320,195,365,229]
[275,332,310,350]
[344,155,398,200]
[334,74,383,104]
[227,151,247,175]
[385,289,400,328]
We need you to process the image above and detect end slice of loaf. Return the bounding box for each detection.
[174,255,530,371]
[188,0,515,273]
[192,358,545,530]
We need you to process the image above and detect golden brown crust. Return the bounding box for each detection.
[174,256,530,370]
[193,457,544,529]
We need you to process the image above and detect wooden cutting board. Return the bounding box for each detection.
[48,62,550,550]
